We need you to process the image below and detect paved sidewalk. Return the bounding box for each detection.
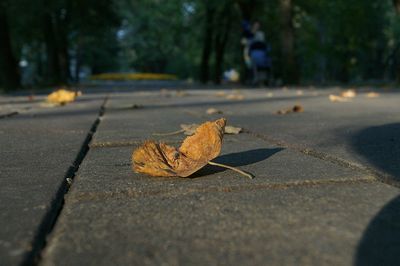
[1,85,400,265]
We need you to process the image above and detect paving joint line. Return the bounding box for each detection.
[0,111,19,119]
[21,96,109,266]
[243,129,400,189]
[67,176,376,203]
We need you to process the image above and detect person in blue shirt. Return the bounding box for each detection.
[241,20,272,85]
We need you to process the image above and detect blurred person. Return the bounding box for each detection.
[241,20,271,85]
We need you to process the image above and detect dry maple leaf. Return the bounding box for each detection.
[133,118,226,177]
[341,89,356,98]
[224,125,242,134]
[134,118,252,178]
[366,92,380,98]
[329,94,350,102]
[176,90,189,97]
[215,91,227,97]
[226,94,244,100]
[206,108,223,115]
[153,123,242,136]
[47,89,81,105]
[276,104,304,115]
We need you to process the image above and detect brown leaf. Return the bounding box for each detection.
[47,89,81,105]
[176,90,189,97]
[366,92,380,98]
[132,118,226,177]
[226,94,244,100]
[215,91,227,97]
[276,104,304,115]
[131,104,144,109]
[181,123,241,135]
[329,94,350,102]
[293,105,304,112]
[206,108,223,115]
[341,89,356,98]
[224,125,242,134]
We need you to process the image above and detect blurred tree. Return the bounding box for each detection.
[280,0,299,84]
[213,1,236,84]
[394,0,400,14]
[199,0,215,83]
[0,1,21,90]
[2,0,400,90]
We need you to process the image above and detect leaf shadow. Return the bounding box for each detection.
[191,148,284,178]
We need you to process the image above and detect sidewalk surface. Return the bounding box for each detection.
[1,83,400,265]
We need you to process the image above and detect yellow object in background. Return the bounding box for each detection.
[90,73,177,81]
[47,89,81,105]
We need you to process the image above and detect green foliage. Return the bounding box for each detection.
[2,0,400,89]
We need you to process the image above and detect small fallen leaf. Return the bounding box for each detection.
[176,90,189,97]
[46,89,81,105]
[131,104,143,109]
[224,125,242,134]
[276,105,304,115]
[366,92,380,98]
[293,105,304,112]
[226,94,244,100]
[329,94,350,102]
[183,124,242,135]
[341,89,356,98]
[206,108,223,115]
[153,122,242,136]
[133,118,226,177]
[160,89,171,97]
[215,91,226,97]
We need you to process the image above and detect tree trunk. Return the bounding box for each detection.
[55,9,70,83]
[43,12,61,84]
[392,0,400,82]
[214,5,232,84]
[200,3,214,84]
[74,43,82,83]
[236,0,257,20]
[280,0,299,84]
[0,7,20,91]
[394,0,400,14]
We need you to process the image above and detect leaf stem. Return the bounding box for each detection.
[208,161,254,179]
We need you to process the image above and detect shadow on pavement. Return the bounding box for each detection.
[192,148,283,178]
[353,123,400,265]
[354,196,400,266]
[353,123,400,181]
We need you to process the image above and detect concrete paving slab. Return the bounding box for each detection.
[41,183,400,266]
[226,93,400,181]
[91,88,321,145]
[64,88,400,179]
[69,133,371,200]
[0,97,105,265]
